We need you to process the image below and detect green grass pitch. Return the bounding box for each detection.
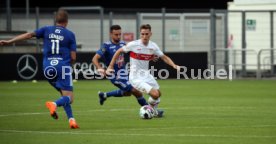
[0,80,275,144]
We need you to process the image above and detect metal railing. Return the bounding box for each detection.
[257,49,276,79]
[211,48,258,79]
[212,48,276,79]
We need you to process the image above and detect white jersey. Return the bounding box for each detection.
[122,39,164,81]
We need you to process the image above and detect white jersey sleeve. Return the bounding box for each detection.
[122,41,136,52]
[153,43,164,57]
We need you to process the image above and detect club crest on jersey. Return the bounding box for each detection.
[101,47,106,53]
[55,29,61,33]
[116,54,124,68]
[50,59,59,66]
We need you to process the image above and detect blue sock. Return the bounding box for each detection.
[106,90,123,97]
[136,96,148,106]
[55,96,70,107]
[63,103,73,119]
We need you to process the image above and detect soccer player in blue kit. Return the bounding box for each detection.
[0,9,79,129]
[92,25,148,107]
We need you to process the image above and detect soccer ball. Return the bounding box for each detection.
[139,105,155,119]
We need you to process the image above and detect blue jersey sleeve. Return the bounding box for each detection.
[96,44,106,57]
[34,26,47,39]
[70,33,77,52]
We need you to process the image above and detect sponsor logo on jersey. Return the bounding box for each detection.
[110,46,116,49]
[130,52,154,60]
[50,59,59,66]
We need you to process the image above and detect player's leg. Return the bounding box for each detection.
[98,79,133,105]
[45,64,79,128]
[134,82,160,107]
[98,79,148,106]
[60,66,79,129]
[130,77,164,117]
[147,79,164,118]
[116,79,148,106]
[148,89,164,117]
[98,79,127,105]
[60,90,79,129]
[100,89,125,98]
[44,65,60,120]
[98,89,125,105]
[129,79,155,102]
[148,89,160,99]
[45,65,70,119]
[47,88,79,128]
[131,88,148,106]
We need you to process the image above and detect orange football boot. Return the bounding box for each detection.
[45,101,58,119]
[69,118,79,129]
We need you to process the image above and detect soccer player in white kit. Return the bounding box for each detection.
[107,24,180,117]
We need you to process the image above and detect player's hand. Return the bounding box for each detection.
[106,66,115,76]
[0,40,10,46]
[97,68,106,77]
[151,55,159,62]
[173,65,181,71]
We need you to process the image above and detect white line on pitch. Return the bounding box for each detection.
[0,129,275,138]
[0,112,44,117]
[0,108,137,117]
[0,106,258,117]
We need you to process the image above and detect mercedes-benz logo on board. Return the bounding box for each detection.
[17,54,38,80]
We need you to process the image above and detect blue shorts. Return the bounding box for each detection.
[110,77,133,92]
[43,59,73,92]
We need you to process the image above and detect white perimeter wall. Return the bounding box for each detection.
[228,1,276,70]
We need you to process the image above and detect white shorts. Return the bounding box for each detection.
[129,74,160,94]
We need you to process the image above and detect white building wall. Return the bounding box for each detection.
[228,1,276,70]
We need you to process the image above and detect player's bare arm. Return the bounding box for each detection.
[0,32,35,45]
[106,47,124,74]
[71,51,76,65]
[151,55,159,62]
[92,54,105,76]
[160,55,180,70]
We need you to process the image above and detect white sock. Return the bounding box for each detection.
[69,118,75,122]
[148,96,160,108]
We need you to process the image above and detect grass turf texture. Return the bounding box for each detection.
[0,80,275,144]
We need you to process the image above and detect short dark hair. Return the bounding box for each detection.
[140,24,151,31]
[110,25,121,32]
[55,9,68,24]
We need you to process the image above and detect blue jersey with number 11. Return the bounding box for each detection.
[35,25,77,65]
